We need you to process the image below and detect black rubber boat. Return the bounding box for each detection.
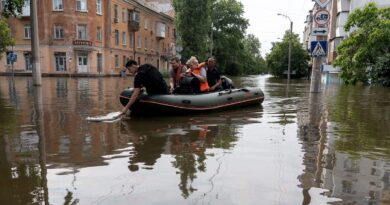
[119,87,264,116]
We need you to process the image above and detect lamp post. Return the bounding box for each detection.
[277,13,293,82]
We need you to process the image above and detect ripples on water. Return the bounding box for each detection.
[0,76,389,205]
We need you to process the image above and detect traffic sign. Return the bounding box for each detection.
[7,52,17,63]
[312,27,329,36]
[314,9,330,26]
[311,41,327,57]
[314,0,331,8]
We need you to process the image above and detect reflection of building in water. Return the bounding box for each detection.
[322,133,390,205]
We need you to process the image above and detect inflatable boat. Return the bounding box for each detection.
[119,87,264,116]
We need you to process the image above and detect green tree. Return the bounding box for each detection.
[172,0,214,61]
[210,0,248,75]
[334,3,390,86]
[241,34,267,74]
[0,0,24,58]
[266,31,310,78]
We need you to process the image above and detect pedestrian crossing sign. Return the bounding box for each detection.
[310,41,327,57]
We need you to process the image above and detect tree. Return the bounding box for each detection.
[241,34,267,74]
[333,3,390,86]
[266,31,309,78]
[172,0,214,61]
[0,0,24,58]
[210,0,248,75]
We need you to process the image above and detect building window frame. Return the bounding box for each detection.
[114,55,119,67]
[144,17,148,30]
[96,27,102,41]
[137,36,141,48]
[122,8,126,23]
[114,5,118,22]
[96,0,102,15]
[77,24,88,40]
[76,0,87,12]
[114,30,119,46]
[24,24,31,39]
[52,0,63,11]
[54,24,64,39]
[55,52,67,71]
[122,31,126,46]
[144,37,147,50]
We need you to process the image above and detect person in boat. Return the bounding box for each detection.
[117,60,169,117]
[206,56,222,92]
[169,57,187,93]
[185,56,209,93]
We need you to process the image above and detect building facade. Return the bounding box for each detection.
[302,0,390,84]
[0,0,176,76]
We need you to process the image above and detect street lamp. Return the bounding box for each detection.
[277,13,293,82]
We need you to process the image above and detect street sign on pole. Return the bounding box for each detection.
[313,0,331,8]
[311,41,327,57]
[312,27,329,36]
[314,9,330,26]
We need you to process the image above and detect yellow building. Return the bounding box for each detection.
[0,0,176,76]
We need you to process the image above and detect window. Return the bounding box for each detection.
[24,24,31,39]
[144,37,147,49]
[137,36,141,48]
[122,8,126,22]
[96,27,102,41]
[129,32,134,48]
[55,52,67,71]
[76,0,87,12]
[54,24,64,39]
[96,0,102,14]
[150,19,154,32]
[144,17,148,29]
[114,55,119,67]
[24,53,32,70]
[151,38,154,50]
[122,32,126,46]
[77,24,87,40]
[114,5,118,22]
[114,30,119,45]
[123,56,126,67]
[53,0,63,10]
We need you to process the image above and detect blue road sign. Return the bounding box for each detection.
[7,52,17,63]
[310,41,327,57]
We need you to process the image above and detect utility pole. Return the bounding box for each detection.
[287,20,293,82]
[278,13,293,82]
[31,0,41,86]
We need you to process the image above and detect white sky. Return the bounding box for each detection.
[239,0,315,56]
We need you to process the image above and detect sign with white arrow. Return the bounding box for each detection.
[314,0,331,8]
[312,27,329,36]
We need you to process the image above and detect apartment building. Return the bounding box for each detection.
[0,0,176,76]
[304,0,390,64]
[302,0,389,83]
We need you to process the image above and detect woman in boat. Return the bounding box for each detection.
[186,56,209,93]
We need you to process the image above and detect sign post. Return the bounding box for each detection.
[310,1,331,93]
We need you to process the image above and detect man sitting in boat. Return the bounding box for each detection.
[206,56,222,92]
[169,57,187,93]
[185,56,209,93]
[117,60,169,117]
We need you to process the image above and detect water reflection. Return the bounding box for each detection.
[1,76,390,204]
[120,107,263,198]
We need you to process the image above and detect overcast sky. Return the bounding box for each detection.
[239,0,315,56]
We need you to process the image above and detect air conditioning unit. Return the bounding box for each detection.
[114,18,119,23]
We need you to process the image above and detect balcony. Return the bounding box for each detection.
[156,22,165,39]
[73,40,95,51]
[128,10,140,32]
[128,21,140,32]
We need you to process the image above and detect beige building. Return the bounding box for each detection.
[0,0,176,76]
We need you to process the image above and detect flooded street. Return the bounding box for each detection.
[0,75,389,205]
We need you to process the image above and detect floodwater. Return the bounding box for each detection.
[0,75,389,205]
